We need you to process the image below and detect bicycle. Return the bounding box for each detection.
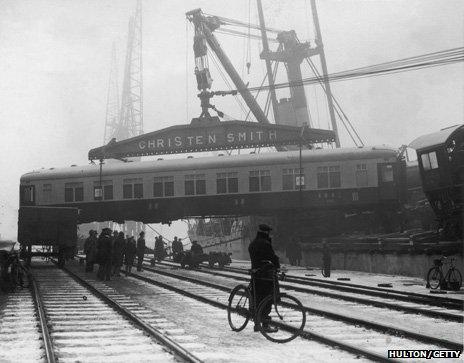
[227,262,306,343]
[427,256,462,291]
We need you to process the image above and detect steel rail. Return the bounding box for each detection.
[168,259,464,310]
[174,263,463,322]
[56,262,203,363]
[281,272,464,309]
[29,273,57,363]
[218,264,464,304]
[127,270,398,363]
[139,264,463,351]
[157,260,464,323]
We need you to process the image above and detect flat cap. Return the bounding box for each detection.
[258,224,272,232]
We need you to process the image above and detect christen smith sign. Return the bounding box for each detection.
[88,119,335,160]
[138,130,277,150]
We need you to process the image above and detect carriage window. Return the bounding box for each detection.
[217,172,238,194]
[381,165,394,182]
[228,173,238,193]
[318,166,340,188]
[282,168,305,190]
[329,166,341,188]
[93,180,113,200]
[356,164,368,187]
[185,174,206,195]
[123,178,143,199]
[65,182,83,202]
[421,151,439,171]
[317,167,328,188]
[42,184,52,203]
[21,185,35,203]
[104,185,113,200]
[154,176,174,197]
[134,184,143,198]
[249,170,271,192]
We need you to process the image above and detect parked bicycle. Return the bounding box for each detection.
[227,262,306,343]
[427,256,462,291]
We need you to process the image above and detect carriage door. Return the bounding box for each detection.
[418,150,445,190]
[20,185,36,206]
[378,163,396,200]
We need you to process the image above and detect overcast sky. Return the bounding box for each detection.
[0,0,463,240]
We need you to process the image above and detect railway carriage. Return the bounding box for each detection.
[410,124,464,239]
[19,146,406,236]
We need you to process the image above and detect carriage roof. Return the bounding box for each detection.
[409,124,464,152]
[21,146,397,182]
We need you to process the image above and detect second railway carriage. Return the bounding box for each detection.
[410,124,464,239]
[19,146,406,234]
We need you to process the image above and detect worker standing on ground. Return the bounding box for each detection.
[96,228,113,281]
[124,236,137,275]
[294,237,302,267]
[248,224,279,333]
[136,231,146,272]
[171,236,183,262]
[190,240,203,268]
[84,230,98,272]
[322,240,331,277]
[112,232,125,276]
[155,235,166,262]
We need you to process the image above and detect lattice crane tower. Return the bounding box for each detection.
[104,0,143,142]
[103,43,120,144]
[103,0,145,237]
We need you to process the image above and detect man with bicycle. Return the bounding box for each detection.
[248,224,280,333]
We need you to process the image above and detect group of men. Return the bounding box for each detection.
[83,228,146,280]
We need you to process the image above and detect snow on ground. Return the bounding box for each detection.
[103,271,371,362]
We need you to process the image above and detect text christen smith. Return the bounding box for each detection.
[138,130,278,150]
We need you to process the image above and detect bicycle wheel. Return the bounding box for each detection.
[447,268,462,290]
[257,293,306,343]
[227,285,251,332]
[427,267,443,290]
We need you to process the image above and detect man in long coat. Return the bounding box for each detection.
[96,228,113,281]
[136,231,146,271]
[84,230,98,272]
[125,237,137,275]
[112,232,125,276]
[248,224,280,333]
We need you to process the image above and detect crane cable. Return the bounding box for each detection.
[306,57,364,146]
[246,0,252,75]
[207,48,251,119]
[238,47,463,93]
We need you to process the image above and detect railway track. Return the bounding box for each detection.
[131,261,462,362]
[155,259,463,322]
[0,289,43,362]
[63,260,374,363]
[223,263,464,310]
[28,261,202,362]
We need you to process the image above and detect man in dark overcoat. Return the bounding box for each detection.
[136,231,146,271]
[125,237,137,275]
[112,232,125,276]
[96,228,113,281]
[84,230,98,272]
[248,224,280,333]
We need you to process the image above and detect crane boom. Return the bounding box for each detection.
[186,9,270,124]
